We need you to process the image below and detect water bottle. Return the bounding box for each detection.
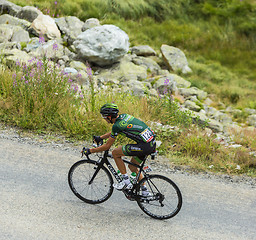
[130,172,137,184]
[117,170,123,180]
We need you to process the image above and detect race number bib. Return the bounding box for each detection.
[140,128,154,143]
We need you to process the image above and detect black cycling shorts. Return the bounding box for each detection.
[122,140,156,163]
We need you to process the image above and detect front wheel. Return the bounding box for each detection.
[68,159,114,204]
[136,174,182,220]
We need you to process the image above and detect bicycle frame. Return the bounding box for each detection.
[88,150,148,189]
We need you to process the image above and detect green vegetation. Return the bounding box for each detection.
[0,55,255,177]
[1,0,255,177]
[10,0,256,109]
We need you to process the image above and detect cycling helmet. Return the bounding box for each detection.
[100,103,119,118]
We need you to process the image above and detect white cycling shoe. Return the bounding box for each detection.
[113,181,133,190]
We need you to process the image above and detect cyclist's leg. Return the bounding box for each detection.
[129,157,144,182]
[112,146,127,174]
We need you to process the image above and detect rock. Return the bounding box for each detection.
[96,56,147,83]
[0,14,30,30]
[132,56,161,75]
[184,100,201,112]
[29,14,61,40]
[82,18,100,31]
[16,6,42,22]
[179,87,207,100]
[2,48,31,67]
[153,76,177,95]
[0,42,21,50]
[0,23,30,43]
[207,119,224,132]
[69,61,87,72]
[73,24,129,66]
[29,39,74,60]
[11,26,30,42]
[23,37,41,52]
[0,23,13,42]
[0,0,22,16]
[169,74,191,88]
[244,108,256,115]
[247,115,256,127]
[123,80,148,96]
[160,44,192,74]
[55,16,84,44]
[130,45,156,56]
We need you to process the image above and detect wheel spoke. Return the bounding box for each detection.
[68,160,113,204]
[136,175,182,219]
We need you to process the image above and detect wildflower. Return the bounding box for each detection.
[16,60,21,66]
[55,1,57,5]
[53,43,58,51]
[164,78,170,85]
[25,80,29,84]
[37,60,43,68]
[39,35,45,44]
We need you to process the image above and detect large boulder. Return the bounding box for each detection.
[0,14,30,30]
[55,16,84,44]
[0,24,30,43]
[130,45,156,56]
[16,6,42,22]
[0,0,21,16]
[161,44,192,74]
[29,14,61,40]
[73,24,129,66]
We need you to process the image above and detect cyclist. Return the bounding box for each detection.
[83,103,156,196]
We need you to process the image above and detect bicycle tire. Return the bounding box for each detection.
[136,174,182,220]
[68,159,114,204]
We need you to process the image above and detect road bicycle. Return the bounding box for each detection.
[68,146,182,220]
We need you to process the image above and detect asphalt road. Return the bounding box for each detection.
[0,136,256,240]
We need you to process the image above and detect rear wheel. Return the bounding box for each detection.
[68,159,114,204]
[136,174,182,219]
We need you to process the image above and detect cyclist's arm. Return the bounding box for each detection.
[100,132,111,139]
[90,136,115,153]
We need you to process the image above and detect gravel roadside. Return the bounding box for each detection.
[1,123,256,240]
[0,123,255,188]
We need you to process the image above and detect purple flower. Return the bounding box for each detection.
[16,60,21,66]
[55,1,58,5]
[39,36,45,44]
[53,43,58,51]
[86,67,92,76]
[37,60,43,68]
[164,78,170,85]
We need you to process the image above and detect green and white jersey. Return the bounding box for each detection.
[111,114,155,143]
